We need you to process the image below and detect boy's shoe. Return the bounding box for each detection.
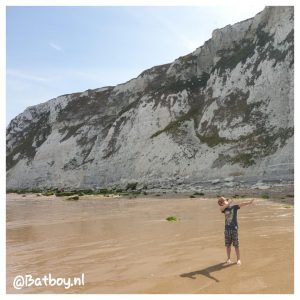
[237,260,242,265]
[226,259,232,264]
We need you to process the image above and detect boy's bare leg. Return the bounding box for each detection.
[226,246,232,263]
[235,246,241,265]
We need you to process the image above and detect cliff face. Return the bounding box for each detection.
[6,6,294,190]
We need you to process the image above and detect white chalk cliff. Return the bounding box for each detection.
[6,6,294,190]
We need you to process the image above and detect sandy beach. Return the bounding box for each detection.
[6,193,293,293]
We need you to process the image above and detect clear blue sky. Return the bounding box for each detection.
[6,5,264,123]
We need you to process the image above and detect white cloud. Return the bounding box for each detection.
[6,69,49,82]
[49,42,63,52]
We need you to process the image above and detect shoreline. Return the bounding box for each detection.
[6,183,294,205]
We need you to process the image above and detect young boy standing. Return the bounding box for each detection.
[218,196,254,265]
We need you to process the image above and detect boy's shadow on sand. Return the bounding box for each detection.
[180,262,235,282]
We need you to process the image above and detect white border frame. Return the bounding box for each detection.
[1,1,297,299]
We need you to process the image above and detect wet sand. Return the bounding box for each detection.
[6,193,294,293]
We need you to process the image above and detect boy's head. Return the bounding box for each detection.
[218,196,228,206]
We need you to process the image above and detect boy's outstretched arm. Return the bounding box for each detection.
[239,199,255,207]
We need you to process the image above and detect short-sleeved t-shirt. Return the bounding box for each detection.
[222,205,240,229]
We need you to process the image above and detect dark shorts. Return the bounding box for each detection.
[224,228,239,247]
